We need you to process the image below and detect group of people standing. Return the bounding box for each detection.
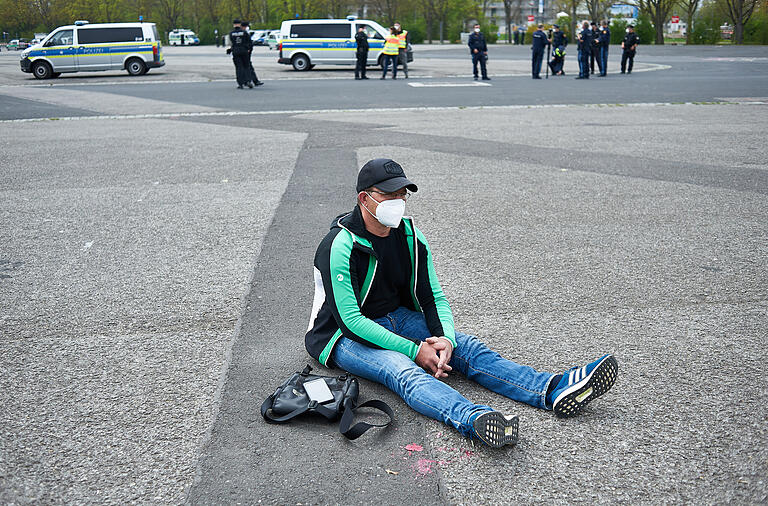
[227,19,264,89]
[224,18,640,86]
[354,23,410,80]
[473,23,640,80]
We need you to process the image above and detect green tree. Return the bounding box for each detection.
[634,11,656,44]
[634,0,677,43]
[719,0,760,43]
[610,17,628,44]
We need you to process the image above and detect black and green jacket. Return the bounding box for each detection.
[305,206,456,367]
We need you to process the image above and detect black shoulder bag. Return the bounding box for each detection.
[261,365,395,440]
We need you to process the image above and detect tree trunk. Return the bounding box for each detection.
[571,2,577,44]
[652,9,666,44]
[733,20,743,43]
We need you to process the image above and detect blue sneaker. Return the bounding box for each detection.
[472,411,519,448]
[550,354,618,418]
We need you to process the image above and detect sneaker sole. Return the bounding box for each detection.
[472,411,519,448]
[553,355,618,418]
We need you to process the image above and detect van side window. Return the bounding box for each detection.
[45,29,73,46]
[357,24,383,39]
[290,24,350,38]
[78,27,144,44]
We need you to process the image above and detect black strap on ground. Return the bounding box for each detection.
[339,399,395,440]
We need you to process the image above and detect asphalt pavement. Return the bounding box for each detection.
[0,44,766,504]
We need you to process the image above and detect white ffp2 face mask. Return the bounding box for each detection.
[364,193,405,228]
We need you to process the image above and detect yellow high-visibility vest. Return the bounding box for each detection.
[397,30,408,49]
[383,35,400,55]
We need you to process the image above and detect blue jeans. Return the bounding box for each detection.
[331,307,555,437]
[578,49,590,77]
[600,46,609,75]
[381,54,398,78]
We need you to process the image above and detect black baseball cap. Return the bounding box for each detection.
[553,24,559,28]
[356,158,418,193]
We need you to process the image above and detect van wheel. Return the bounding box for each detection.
[32,61,52,79]
[126,58,147,76]
[378,54,385,69]
[292,54,310,71]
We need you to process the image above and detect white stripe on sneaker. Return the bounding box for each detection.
[569,370,575,384]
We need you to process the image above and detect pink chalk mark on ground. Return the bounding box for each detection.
[413,458,454,476]
[404,443,424,456]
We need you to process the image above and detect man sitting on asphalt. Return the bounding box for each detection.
[304,158,618,448]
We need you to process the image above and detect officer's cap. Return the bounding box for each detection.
[628,24,634,28]
[233,19,241,24]
[241,21,250,27]
[357,159,418,193]
[552,24,559,28]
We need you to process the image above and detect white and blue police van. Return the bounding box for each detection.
[168,29,199,45]
[20,21,165,79]
[277,17,388,71]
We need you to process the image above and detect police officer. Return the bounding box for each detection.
[240,21,263,87]
[513,24,520,45]
[621,25,639,74]
[531,24,549,79]
[227,19,251,89]
[468,24,490,81]
[395,22,409,79]
[589,21,600,75]
[355,25,369,80]
[598,20,610,76]
[575,21,592,79]
[549,24,567,76]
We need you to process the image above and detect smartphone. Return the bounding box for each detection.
[303,378,334,404]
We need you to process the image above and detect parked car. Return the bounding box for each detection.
[250,30,268,45]
[8,39,30,50]
[267,32,280,50]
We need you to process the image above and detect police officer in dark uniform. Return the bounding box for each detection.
[621,25,639,74]
[468,24,490,81]
[549,24,567,75]
[589,21,600,75]
[227,19,251,89]
[576,21,592,79]
[355,25,369,80]
[531,24,550,79]
[240,21,263,87]
[598,20,610,76]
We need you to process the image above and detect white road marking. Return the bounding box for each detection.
[0,100,764,123]
[408,82,492,87]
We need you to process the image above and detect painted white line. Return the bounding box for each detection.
[0,64,669,88]
[408,82,492,87]
[1,100,764,124]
